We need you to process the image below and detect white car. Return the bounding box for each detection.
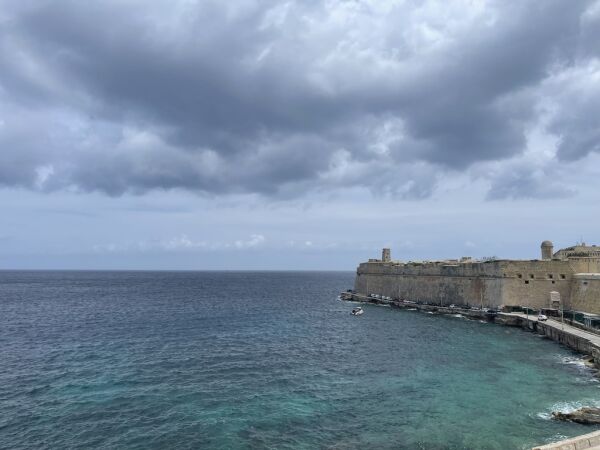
[538,314,548,322]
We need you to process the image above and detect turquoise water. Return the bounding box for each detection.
[1,271,600,449]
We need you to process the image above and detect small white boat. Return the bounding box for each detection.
[351,307,364,316]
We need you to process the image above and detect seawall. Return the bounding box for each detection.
[532,430,600,450]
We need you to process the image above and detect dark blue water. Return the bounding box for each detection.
[1,271,600,449]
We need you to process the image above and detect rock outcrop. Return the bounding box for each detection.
[553,407,600,424]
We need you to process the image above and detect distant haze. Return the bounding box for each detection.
[1,1,599,270]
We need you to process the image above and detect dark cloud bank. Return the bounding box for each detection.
[0,0,599,199]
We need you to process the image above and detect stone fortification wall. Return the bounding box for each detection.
[354,261,504,307]
[354,259,580,309]
[570,274,600,314]
[353,242,600,312]
[498,260,575,309]
[567,258,600,274]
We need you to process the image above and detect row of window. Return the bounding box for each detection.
[523,279,588,285]
[514,273,566,280]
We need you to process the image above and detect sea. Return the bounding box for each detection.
[1,270,600,450]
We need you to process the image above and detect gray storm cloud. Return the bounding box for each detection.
[0,0,598,198]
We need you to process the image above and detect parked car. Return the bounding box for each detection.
[538,314,548,322]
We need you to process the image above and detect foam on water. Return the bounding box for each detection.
[560,355,593,369]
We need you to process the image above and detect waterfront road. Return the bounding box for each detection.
[509,312,600,347]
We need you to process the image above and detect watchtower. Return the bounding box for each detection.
[382,248,391,262]
[541,240,553,260]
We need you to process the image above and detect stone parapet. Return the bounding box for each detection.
[532,429,600,450]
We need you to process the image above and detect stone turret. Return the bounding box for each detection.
[382,248,391,262]
[541,240,554,260]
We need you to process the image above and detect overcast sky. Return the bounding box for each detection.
[1,0,599,270]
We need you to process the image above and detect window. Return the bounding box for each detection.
[548,274,553,279]
[517,273,523,279]
[552,281,556,284]
[560,274,566,279]
[584,281,589,286]
[529,274,534,279]
[525,280,529,284]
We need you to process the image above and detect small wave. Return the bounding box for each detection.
[575,376,600,384]
[451,314,464,319]
[557,356,598,379]
[536,411,552,420]
[559,355,592,368]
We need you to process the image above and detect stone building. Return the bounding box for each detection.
[353,241,600,314]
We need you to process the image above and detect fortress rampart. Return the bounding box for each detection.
[353,242,600,314]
